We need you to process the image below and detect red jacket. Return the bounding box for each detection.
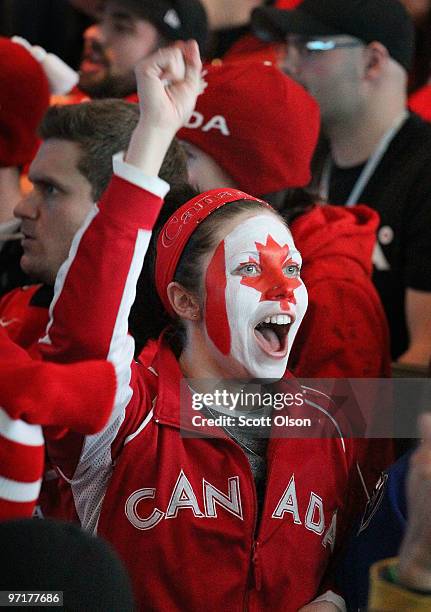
[0,284,51,354]
[289,204,391,378]
[101,338,363,612]
[288,205,394,491]
[39,175,378,610]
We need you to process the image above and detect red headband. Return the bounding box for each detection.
[155,188,269,316]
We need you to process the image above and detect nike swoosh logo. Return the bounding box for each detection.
[0,317,19,327]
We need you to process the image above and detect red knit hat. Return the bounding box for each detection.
[178,61,320,195]
[222,34,280,65]
[0,37,50,167]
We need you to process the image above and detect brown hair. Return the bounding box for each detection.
[39,100,187,200]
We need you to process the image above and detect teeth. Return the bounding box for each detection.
[261,314,292,326]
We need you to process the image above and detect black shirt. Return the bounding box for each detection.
[0,241,29,298]
[328,113,431,359]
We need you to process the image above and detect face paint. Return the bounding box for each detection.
[205,240,230,355]
[205,214,308,380]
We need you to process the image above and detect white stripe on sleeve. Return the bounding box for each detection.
[0,474,42,503]
[0,408,44,446]
[112,152,170,197]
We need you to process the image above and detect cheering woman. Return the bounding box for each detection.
[41,41,367,612]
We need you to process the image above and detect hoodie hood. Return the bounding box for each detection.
[290,204,379,279]
[286,203,390,379]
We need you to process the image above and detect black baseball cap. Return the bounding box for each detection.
[110,0,209,54]
[252,0,415,71]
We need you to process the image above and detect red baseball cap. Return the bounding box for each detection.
[178,60,320,196]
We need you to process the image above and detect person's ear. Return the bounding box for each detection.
[167,281,201,321]
[363,42,389,79]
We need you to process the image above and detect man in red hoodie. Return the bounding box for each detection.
[0,99,187,353]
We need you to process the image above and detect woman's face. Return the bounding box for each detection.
[200,212,307,380]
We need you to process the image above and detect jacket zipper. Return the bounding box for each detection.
[240,439,271,612]
[245,439,277,610]
[156,407,264,610]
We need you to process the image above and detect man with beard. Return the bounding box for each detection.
[76,23,111,98]
[75,0,208,100]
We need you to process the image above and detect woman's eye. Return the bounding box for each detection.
[237,263,260,276]
[283,264,300,278]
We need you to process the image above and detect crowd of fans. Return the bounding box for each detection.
[1,0,431,610]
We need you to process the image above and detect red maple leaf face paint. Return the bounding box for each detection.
[240,235,302,309]
[204,214,308,380]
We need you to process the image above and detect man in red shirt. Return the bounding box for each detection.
[0,100,186,352]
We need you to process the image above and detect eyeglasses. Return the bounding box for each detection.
[286,35,364,58]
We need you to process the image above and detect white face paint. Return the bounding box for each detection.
[204,214,308,380]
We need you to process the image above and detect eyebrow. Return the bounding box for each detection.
[233,247,301,256]
[109,11,134,21]
[29,174,65,192]
[231,250,302,264]
[284,251,301,260]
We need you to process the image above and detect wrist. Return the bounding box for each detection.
[125,121,175,176]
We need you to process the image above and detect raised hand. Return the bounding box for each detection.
[135,40,202,134]
[126,41,202,176]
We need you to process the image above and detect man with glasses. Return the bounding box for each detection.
[252,0,431,368]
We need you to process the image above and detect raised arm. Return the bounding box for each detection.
[34,44,202,528]
[39,41,202,366]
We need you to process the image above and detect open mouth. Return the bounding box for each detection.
[254,314,293,357]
